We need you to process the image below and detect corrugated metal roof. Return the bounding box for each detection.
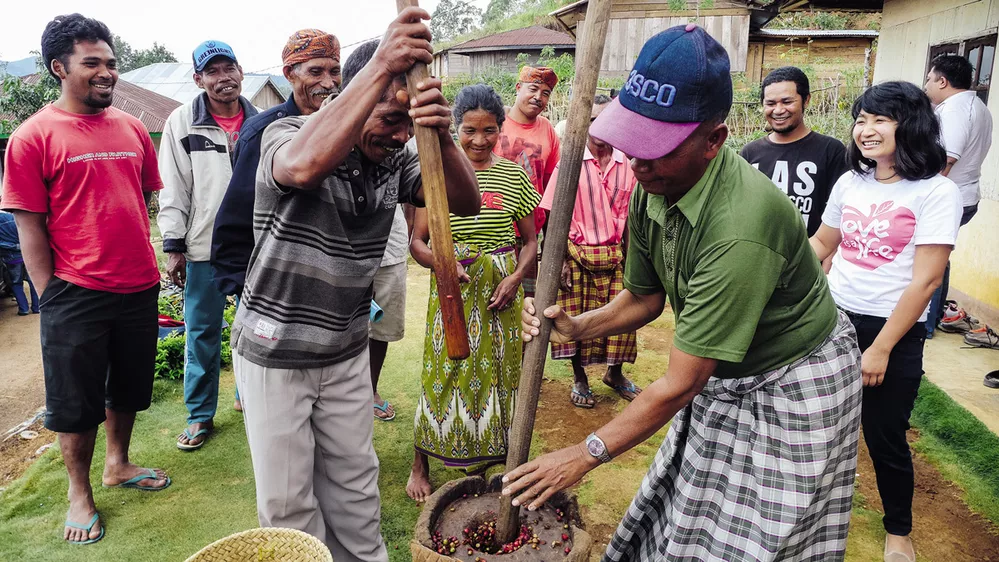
[754,29,880,38]
[110,79,182,133]
[5,74,180,133]
[120,63,284,105]
[447,26,575,54]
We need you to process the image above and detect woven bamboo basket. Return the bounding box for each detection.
[184,527,333,562]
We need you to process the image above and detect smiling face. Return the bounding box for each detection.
[359,79,411,163]
[195,57,243,104]
[762,80,807,135]
[286,57,342,115]
[458,108,500,165]
[514,81,552,120]
[853,110,898,165]
[53,39,117,112]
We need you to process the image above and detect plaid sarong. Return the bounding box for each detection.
[553,242,637,366]
[604,311,862,562]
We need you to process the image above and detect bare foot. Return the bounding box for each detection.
[407,453,433,502]
[570,380,595,408]
[373,393,395,420]
[64,487,101,543]
[884,534,915,562]
[176,420,214,449]
[234,399,243,412]
[102,463,169,489]
[603,370,641,401]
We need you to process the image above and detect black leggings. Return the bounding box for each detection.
[846,311,925,536]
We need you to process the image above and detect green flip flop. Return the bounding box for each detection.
[177,426,211,451]
[65,513,105,545]
[104,468,171,491]
[374,400,396,422]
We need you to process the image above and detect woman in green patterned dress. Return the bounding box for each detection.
[407,84,541,501]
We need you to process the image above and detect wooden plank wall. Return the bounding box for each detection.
[579,14,750,76]
[757,37,875,85]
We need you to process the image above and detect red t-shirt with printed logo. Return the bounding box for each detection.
[1,105,163,293]
[213,109,244,152]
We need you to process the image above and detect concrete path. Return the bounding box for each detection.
[923,330,999,436]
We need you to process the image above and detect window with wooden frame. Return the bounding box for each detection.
[928,34,998,103]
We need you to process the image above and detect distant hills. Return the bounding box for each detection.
[0,56,38,77]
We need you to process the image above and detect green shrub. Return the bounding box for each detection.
[221,304,236,367]
[158,291,184,321]
[154,332,185,381]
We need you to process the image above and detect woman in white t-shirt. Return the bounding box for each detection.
[810,81,962,562]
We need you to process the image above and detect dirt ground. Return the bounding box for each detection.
[0,418,54,490]
[533,376,999,562]
[0,296,45,433]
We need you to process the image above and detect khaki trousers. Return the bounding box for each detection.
[234,349,388,562]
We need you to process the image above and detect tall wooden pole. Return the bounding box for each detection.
[496,0,614,543]
[397,0,470,360]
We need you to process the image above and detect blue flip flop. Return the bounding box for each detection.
[373,400,396,422]
[177,426,211,451]
[104,468,171,491]
[66,513,105,545]
[571,388,595,409]
[605,380,640,401]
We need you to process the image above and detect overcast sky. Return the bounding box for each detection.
[1,0,492,74]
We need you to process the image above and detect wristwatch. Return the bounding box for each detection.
[585,433,612,464]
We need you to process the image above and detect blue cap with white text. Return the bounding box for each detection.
[192,40,238,72]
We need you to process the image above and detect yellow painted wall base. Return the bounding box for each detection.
[951,198,999,314]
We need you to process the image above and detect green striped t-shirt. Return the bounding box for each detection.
[451,158,541,252]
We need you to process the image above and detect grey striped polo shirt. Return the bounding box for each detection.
[232,115,422,369]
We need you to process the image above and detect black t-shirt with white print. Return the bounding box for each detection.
[740,131,848,236]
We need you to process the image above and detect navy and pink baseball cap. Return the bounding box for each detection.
[590,23,733,160]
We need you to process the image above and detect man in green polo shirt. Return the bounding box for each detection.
[503,24,863,562]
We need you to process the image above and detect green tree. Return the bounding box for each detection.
[112,34,178,73]
[482,0,519,26]
[432,0,483,43]
[0,53,59,134]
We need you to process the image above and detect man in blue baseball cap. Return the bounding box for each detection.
[507,24,863,561]
[159,38,258,450]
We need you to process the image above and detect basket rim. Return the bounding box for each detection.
[183,526,332,562]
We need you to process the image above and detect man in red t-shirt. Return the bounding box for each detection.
[1,14,170,546]
[493,65,561,295]
[157,40,258,450]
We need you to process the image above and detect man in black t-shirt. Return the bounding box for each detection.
[740,66,847,237]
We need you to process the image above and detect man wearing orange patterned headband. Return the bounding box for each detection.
[493,65,561,296]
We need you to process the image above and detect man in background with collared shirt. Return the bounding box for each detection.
[539,95,641,408]
[923,54,993,338]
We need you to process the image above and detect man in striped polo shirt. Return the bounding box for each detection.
[539,95,641,408]
[230,11,480,562]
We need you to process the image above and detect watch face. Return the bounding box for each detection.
[587,438,605,456]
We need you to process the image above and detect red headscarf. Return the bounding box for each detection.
[518,66,559,90]
[282,29,341,67]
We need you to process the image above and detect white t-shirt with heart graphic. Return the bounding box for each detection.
[822,171,962,321]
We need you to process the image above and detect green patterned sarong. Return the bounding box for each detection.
[415,243,523,474]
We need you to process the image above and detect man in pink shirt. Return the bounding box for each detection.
[540,96,640,408]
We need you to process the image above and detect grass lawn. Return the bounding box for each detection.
[0,265,995,561]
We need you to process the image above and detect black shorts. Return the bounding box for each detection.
[40,277,159,433]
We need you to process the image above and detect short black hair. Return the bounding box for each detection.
[342,39,379,88]
[760,66,810,103]
[593,94,611,105]
[453,83,505,129]
[848,81,947,181]
[41,13,114,82]
[930,54,974,90]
